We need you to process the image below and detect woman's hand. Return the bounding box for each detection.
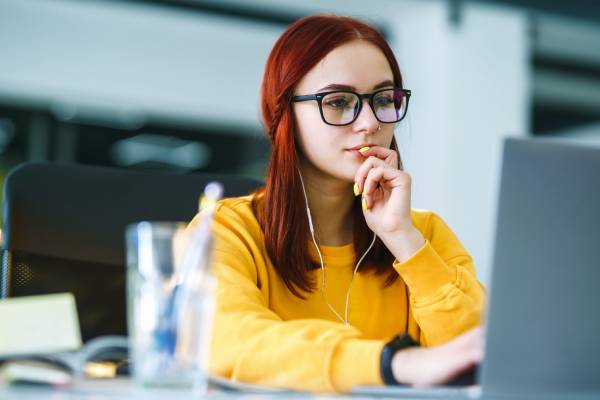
[354,146,409,232]
[354,146,425,261]
[392,326,485,387]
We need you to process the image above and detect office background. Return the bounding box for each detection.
[1,0,599,286]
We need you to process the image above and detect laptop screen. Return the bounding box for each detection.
[481,138,600,396]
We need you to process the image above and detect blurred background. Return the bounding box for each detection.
[1,0,599,286]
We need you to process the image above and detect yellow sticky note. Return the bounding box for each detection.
[0,293,82,357]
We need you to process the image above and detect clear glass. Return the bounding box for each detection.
[126,221,215,391]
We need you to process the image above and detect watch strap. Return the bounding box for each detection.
[380,333,419,385]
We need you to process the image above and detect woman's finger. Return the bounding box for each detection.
[358,145,398,168]
[362,165,400,209]
[354,156,389,196]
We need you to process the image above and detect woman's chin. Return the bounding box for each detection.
[306,154,361,182]
[337,164,362,182]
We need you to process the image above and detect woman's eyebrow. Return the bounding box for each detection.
[373,79,395,90]
[317,79,395,92]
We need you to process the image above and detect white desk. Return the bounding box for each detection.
[0,378,366,400]
[5,377,599,400]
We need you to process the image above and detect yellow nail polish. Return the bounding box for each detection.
[353,183,360,196]
[362,197,368,211]
[358,146,370,153]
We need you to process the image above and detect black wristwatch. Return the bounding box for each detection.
[380,333,419,385]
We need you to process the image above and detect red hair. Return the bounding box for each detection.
[253,14,403,298]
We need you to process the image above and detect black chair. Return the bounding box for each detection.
[1,162,262,341]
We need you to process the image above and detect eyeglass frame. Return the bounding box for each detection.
[291,87,411,127]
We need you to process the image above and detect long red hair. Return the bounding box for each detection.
[253,14,404,298]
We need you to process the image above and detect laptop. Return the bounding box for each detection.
[353,138,600,398]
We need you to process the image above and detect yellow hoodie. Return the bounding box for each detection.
[187,194,485,393]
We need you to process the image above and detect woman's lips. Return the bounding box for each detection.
[347,144,375,150]
[345,144,373,157]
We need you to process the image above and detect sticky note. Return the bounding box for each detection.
[0,293,82,357]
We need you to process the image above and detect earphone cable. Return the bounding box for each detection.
[298,169,375,326]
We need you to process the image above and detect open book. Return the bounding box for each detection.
[0,293,129,386]
[0,335,129,386]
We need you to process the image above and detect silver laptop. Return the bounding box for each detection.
[353,138,600,399]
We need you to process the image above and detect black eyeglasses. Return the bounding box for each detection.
[291,87,411,126]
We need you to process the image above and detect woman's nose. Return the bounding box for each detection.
[352,99,379,134]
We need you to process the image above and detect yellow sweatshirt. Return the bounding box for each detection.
[187,194,485,393]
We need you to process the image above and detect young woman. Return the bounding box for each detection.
[188,14,485,393]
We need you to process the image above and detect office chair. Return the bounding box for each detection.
[1,162,262,341]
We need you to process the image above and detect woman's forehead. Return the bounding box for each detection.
[297,40,394,93]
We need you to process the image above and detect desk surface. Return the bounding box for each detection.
[4,379,600,400]
[0,378,358,400]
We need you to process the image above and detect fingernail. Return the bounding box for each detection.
[358,146,370,153]
[353,183,361,196]
[362,196,368,211]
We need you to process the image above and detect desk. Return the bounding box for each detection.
[5,381,600,400]
[0,378,359,400]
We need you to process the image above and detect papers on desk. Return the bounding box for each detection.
[0,335,129,385]
[0,293,129,386]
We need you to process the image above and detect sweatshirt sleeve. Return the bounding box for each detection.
[189,202,385,393]
[393,212,486,347]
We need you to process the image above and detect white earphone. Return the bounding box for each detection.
[297,168,377,326]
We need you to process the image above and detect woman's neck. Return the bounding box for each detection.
[299,160,354,246]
